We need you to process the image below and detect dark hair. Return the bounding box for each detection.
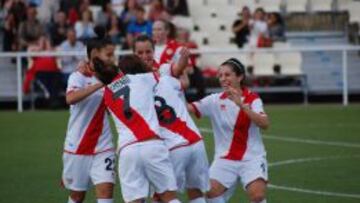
[118,54,149,75]
[86,38,113,59]
[133,35,155,51]
[92,57,119,84]
[221,58,246,85]
[271,12,284,26]
[167,21,177,39]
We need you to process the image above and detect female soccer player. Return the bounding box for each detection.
[188,58,270,203]
[92,55,181,203]
[62,39,116,203]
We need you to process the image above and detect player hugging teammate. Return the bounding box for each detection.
[62,34,269,203]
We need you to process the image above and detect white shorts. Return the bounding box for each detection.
[62,150,116,191]
[118,140,177,202]
[209,156,268,190]
[170,141,210,193]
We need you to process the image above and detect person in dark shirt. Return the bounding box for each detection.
[232,6,251,48]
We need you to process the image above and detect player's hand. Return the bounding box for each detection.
[179,47,190,63]
[226,86,244,107]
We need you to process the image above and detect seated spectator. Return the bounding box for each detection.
[18,3,45,49]
[74,9,96,43]
[148,0,171,22]
[2,11,18,52]
[107,13,125,46]
[120,0,139,28]
[58,28,85,85]
[248,7,269,47]
[166,0,189,16]
[48,10,70,47]
[232,6,251,48]
[126,6,152,48]
[267,12,286,42]
[96,0,113,27]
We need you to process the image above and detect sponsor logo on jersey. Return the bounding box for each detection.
[108,76,130,93]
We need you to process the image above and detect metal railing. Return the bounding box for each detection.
[1,45,360,112]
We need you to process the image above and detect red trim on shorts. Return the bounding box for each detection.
[104,88,158,143]
[64,148,114,155]
[169,138,203,151]
[75,100,106,155]
[222,88,259,160]
[190,102,201,118]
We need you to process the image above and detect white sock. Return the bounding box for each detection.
[189,197,206,203]
[97,199,113,203]
[68,197,77,203]
[251,199,266,203]
[206,196,225,203]
[168,199,181,203]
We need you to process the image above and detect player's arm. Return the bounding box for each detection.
[227,86,270,130]
[66,82,104,105]
[171,47,190,77]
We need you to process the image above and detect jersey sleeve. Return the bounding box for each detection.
[251,98,267,116]
[191,94,214,118]
[66,72,84,94]
[158,63,175,77]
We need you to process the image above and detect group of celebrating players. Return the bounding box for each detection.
[62,20,270,203]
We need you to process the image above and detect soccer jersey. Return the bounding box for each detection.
[155,63,202,150]
[191,88,267,161]
[64,71,113,155]
[154,40,182,65]
[103,73,160,151]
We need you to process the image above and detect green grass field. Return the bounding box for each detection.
[1,104,360,203]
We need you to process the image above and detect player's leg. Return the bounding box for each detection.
[142,140,181,203]
[118,144,149,203]
[206,158,239,203]
[240,157,268,203]
[62,153,92,203]
[91,151,116,203]
[185,142,210,203]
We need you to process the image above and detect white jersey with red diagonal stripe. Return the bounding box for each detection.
[64,71,114,155]
[155,64,202,150]
[191,88,266,161]
[103,73,160,151]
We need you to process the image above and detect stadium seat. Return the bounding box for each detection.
[277,52,303,75]
[256,0,282,12]
[171,16,194,31]
[198,46,239,69]
[348,2,360,23]
[234,0,257,12]
[286,0,308,13]
[208,31,233,47]
[336,0,353,11]
[311,0,333,12]
[253,53,276,76]
[191,32,210,46]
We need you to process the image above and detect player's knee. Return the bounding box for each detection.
[95,183,114,198]
[249,192,265,203]
[207,181,226,198]
[187,188,204,200]
[70,191,86,202]
[158,190,177,203]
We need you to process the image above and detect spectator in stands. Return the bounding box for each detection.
[107,13,125,46]
[23,36,63,108]
[232,6,251,48]
[58,28,85,85]
[48,10,69,47]
[60,0,80,25]
[95,0,113,27]
[2,11,18,52]
[166,0,189,16]
[18,3,45,49]
[248,7,269,47]
[267,12,286,42]
[119,0,139,28]
[126,6,152,49]
[75,9,96,43]
[148,0,171,22]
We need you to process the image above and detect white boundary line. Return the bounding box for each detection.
[199,127,360,199]
[268,156,360,199]
[199,128,360,148]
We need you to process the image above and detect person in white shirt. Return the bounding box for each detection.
[58,28,85,85]
[62,39,116,203]
[188,58,270,203]
[248,7,268,48]
[133,35,210,203]
[92,55,181,203]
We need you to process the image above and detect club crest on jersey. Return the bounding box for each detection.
[220,104,226,111]
[108,76,130,93]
